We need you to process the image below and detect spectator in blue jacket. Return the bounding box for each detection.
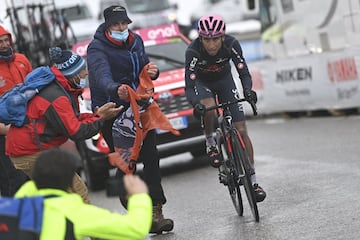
[87,5,173,234]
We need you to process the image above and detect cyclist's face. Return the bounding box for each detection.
[109,20,129,32]
[0,35,11,53]
[201,36,224,56]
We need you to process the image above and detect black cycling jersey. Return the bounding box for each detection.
[184,35,253,105]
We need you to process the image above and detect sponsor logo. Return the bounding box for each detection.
[189,57,197,71]
[231,47,241,59]
[276,67,312,83]
[328,57,358,82]
[216,58,227,63]
[72,40,91,57]
[134,23,181,41]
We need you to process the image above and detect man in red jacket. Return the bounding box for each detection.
[0,25,33,196]
[6,47,122,203]
[0,25,33,95]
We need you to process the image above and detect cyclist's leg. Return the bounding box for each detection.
[234,121,253,164]
[200,97,217,141]
[193,81,222,167]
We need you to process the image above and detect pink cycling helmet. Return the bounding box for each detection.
[198,15,226,38]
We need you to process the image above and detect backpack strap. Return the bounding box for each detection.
[43,195,75,240]
[64,219,75,240]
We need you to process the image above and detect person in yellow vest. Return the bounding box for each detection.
[15,148,152,240]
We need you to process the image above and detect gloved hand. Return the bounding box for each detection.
[244,89,257,104]
[193,103,206,119]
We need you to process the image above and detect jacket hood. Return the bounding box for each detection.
[94,23,113,47]
[0,25,14,47]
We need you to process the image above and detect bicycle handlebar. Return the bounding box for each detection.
[204,98,258,116]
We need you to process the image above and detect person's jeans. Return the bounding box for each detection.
[115,130,167,208]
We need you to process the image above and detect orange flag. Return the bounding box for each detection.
[108,64,180,174]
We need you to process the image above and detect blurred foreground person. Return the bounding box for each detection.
[15,148,152,240]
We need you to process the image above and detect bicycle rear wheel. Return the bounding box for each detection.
[216,129,243,216]
[230,129,259,222]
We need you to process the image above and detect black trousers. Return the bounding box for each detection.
[0,136,29,196]
[102,118,166,206]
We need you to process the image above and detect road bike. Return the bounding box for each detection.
[197,98,260,222]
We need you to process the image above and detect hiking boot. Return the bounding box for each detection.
[253,183,266,202]
[206,144,222,168]
[150,204,174,234]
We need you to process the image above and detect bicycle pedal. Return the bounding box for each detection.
[218,173,228,185]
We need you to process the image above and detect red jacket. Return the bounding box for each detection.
[0,26,32,96]
[6,67,105,157]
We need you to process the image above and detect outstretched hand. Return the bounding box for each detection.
[124,175,148,196]
[94,102,123,120]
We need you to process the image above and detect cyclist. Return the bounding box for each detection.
[184,15,266,202]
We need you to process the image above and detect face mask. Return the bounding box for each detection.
[78,78,87,88]
[74,76,87,88]
[110,29,129,42]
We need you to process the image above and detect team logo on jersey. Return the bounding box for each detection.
[232,88,241,100]
[232,47,241,59]
[216,58,227,63]
[237,63,244,69]
[189,57,198,71]
[190,73,196,80]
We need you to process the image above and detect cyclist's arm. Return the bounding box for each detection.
[184,48,200,105]
[229,38,253,92]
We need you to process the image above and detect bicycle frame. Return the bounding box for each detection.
[199,98,259,221]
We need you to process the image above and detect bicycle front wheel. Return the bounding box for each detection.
[216,128,243,216]
[230,129,259,222]
[228,170,243,217]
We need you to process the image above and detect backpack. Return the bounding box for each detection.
[0,66,55,127]
[0,196,44,240]
[0,195,76,240]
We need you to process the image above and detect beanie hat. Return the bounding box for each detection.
[48,47,86,78]
[104,5,132,26]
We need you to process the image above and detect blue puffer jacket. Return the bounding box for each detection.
[87,23,150,110]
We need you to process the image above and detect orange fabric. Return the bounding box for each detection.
[108,64,180,174]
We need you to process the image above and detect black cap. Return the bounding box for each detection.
[104,5,132,26]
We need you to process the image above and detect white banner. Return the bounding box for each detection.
[243,47,360,115]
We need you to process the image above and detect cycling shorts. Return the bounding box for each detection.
[194,74,245,122]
